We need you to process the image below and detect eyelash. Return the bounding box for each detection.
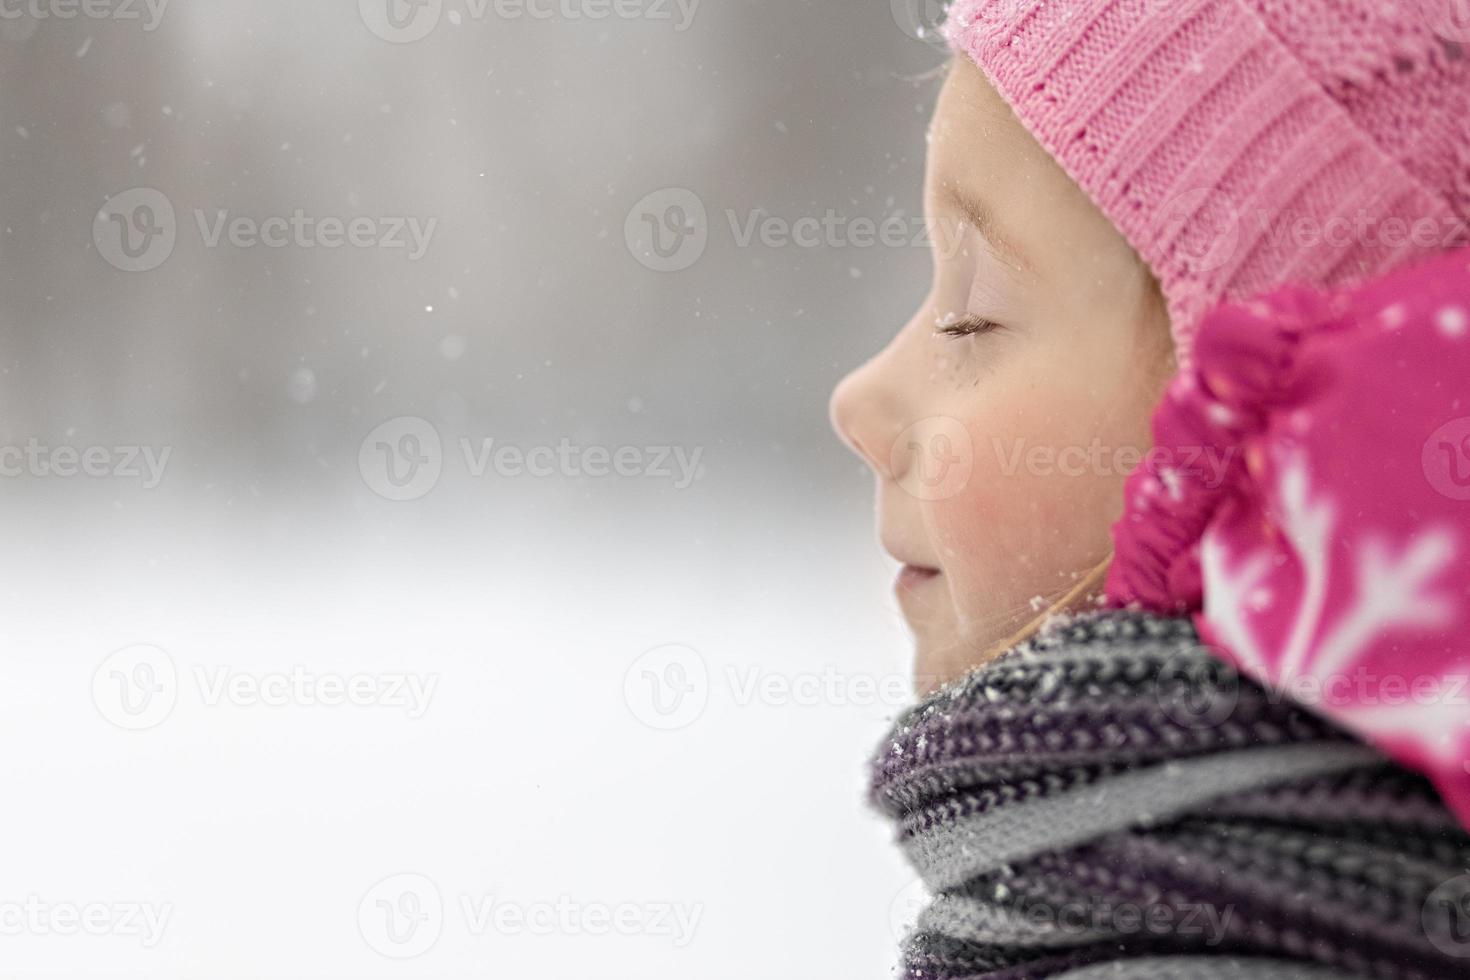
[935,313,1002,339]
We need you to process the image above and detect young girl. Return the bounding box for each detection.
[834,2,1470,976]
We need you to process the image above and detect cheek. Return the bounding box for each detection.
[923,364,1155,628]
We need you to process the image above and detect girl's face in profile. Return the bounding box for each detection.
[831,57,1175,693]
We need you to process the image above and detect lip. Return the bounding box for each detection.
[895,564,941,594]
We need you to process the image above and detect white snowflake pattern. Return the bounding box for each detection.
[1201,451,1466,753]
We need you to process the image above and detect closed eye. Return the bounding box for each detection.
[934,312,1002,339]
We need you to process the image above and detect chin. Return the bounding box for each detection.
[911,615,1022,696]
[911,631,968,696]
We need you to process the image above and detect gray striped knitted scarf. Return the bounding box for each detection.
[869,612,1470,980]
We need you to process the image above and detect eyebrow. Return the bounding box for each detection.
[939,184,1033,275]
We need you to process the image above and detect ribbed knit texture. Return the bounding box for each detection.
[870,611,1470,979]
[943,0,1470,370]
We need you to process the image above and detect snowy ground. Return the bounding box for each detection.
[2,472,921,979]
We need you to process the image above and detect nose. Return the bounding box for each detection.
[830,337,905,483]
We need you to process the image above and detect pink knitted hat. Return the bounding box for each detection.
[944,0,1470,369]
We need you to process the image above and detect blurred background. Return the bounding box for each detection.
[0,1,952,976]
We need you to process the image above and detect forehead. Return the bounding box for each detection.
[925,57,1135,277]
[928,58,1041,178]
[925,59,1047,271]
